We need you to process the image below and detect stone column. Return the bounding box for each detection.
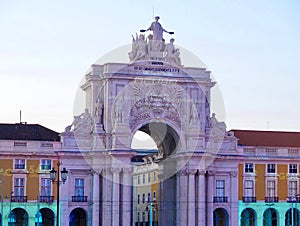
[92,171,100,226]
[112,168,120,226]
[197,170,206,226]
[101,169,112,226]
[187,169,197,226]
[206,171,215,226]
[176,169,188,225]
[121,168,132,226]
[230,171,239,226]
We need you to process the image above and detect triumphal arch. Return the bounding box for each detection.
[60,17,239,226]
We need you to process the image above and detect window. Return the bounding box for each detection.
[137,175,140,184]
[245,163,254,173]
[216,180,225,197]
[41,178,51,196]
[137,194,140,204]
[289,181,297,198]
[148,192,151,202]
[143,174,145,184]
[14,159,25,169]
[267,164,276,173]
[154,172,156,182]
[142,193,145,203]
[244,180,254,197]
[289,164,298,174]
[153,191,156,202]
[148,173,151,183]
[267,180,275,197]
[41,159,51,170]
[14,178,25,196]
[137,212,140,223]
[75,178,84,196]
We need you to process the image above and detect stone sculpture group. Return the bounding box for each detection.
[128,16,182,67]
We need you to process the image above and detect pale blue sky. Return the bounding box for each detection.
[0,0,299,133]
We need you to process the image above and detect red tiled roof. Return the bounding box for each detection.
[231,130,300,147]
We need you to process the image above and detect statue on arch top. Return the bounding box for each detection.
[141,16,174,41]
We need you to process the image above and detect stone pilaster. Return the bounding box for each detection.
[121,168,132,226]
[197,170,206,226]
[92,171,100,226]
[187,169,197,226]
[207,170,215,226]
[176,169,188,225]
[112,168,121,226]
[101,169,112,226]
[230,171,239,226]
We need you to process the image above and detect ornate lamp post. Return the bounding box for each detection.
[50,162,68,226]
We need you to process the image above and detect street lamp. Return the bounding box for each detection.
[50,162,68,226]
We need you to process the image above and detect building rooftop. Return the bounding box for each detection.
[0,123,60,141]
[231,129,300,147]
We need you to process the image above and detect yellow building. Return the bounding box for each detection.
[234,129,300,226]
[0,123,60,226]
[133,156,159,226]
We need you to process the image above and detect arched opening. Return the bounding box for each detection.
[39,208,54,226]
[263,208,278,226]
[241,208,256,226]
[69,208,87,226]
[9,208,28,226]
[285,208,300,226]
[131,122,181,226]
[213,208,229,226]
[134,122,181,158]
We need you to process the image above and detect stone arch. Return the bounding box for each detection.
[285,208,300,226]
[69,208,87,226]
[40,208,55,226]
[9,208,28,226]
[263,208,278,226]
[241,208,257,226]
[131,120,182,158]
[213,208,229,226]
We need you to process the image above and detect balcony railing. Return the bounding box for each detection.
[243,196,256,203]
[72,196,88,202]
[287,197,300,203]
[11,196,27,202]
[40,196,54,203]
[265,197,279,203]
[213,196,228,203]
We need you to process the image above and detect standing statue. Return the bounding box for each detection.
[141,16,174,51]
[142,16,173,41]
[95,98,103,125]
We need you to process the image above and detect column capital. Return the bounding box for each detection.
[198,170,206,176]
[186,169,197,175]
[230,171,237,177]
[111,168,122,174]
[177,168,188,176]
[207,170,215,176]
[101,168,111,175]
[122,168,133,174]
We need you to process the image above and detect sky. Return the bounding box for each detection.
[1,0,300,139]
